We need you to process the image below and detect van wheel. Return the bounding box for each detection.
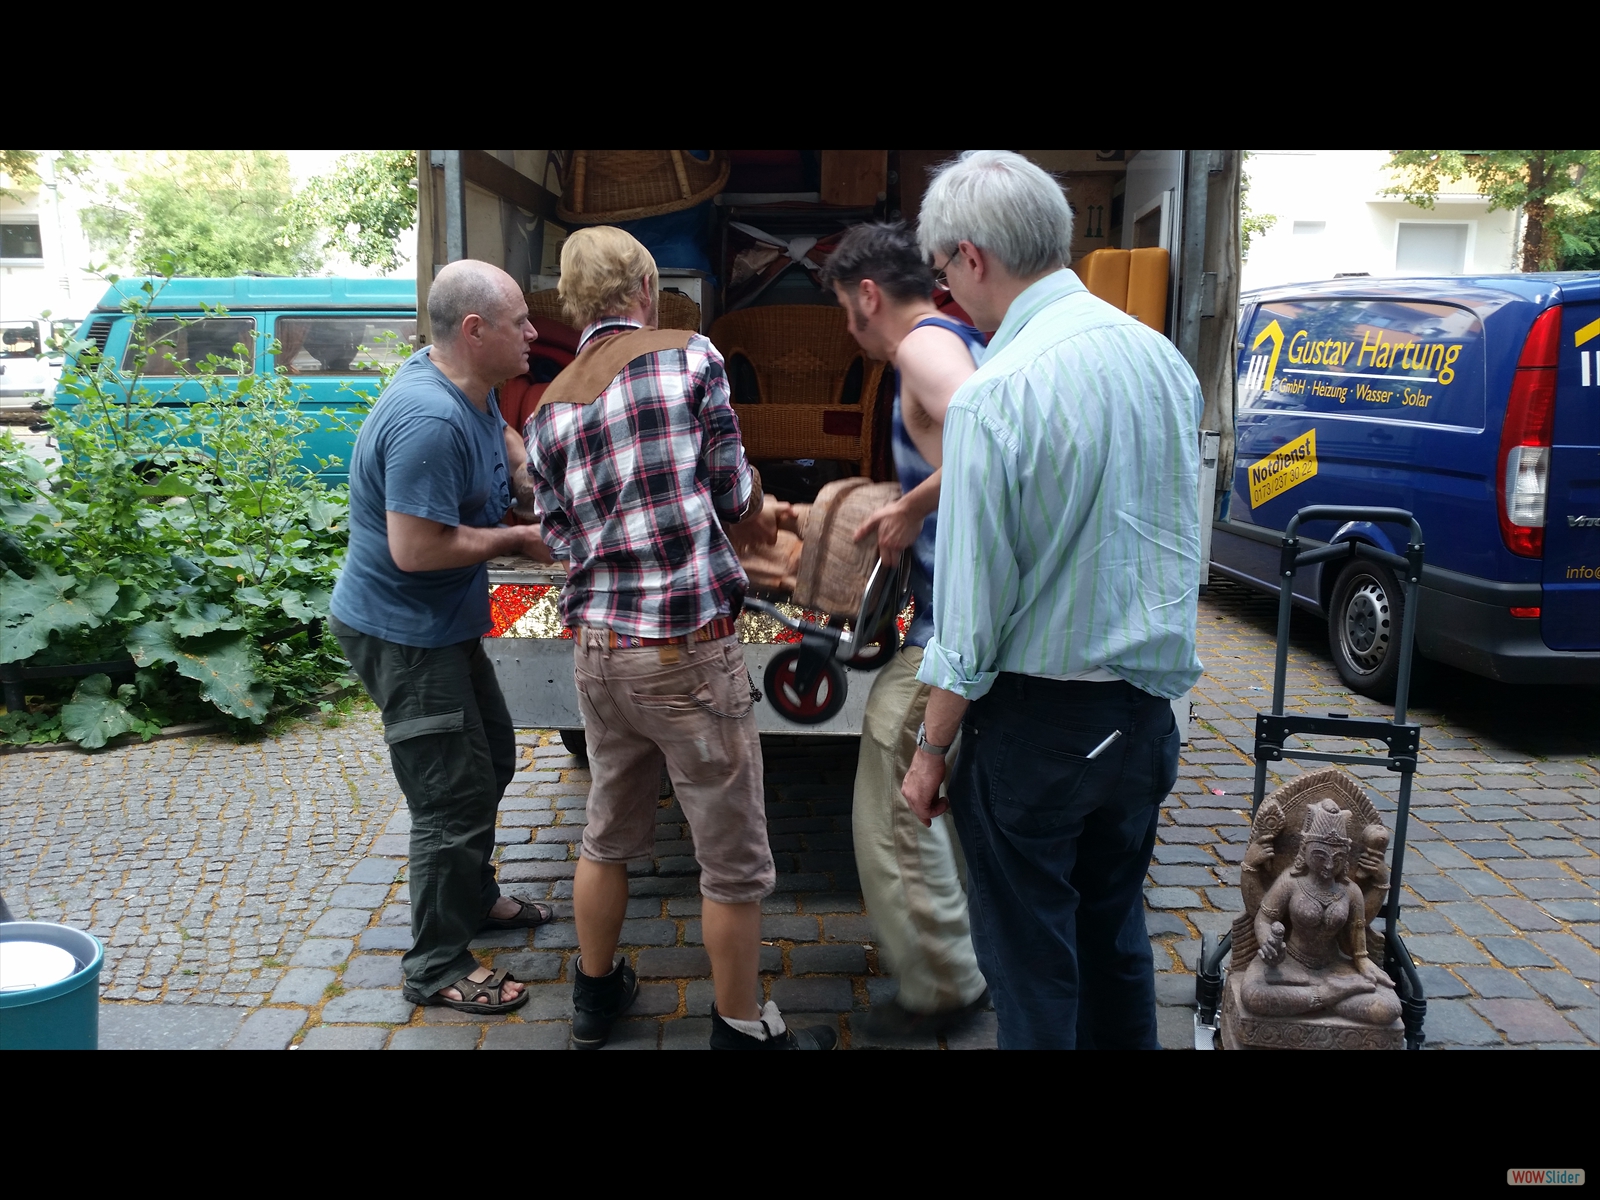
[1327,558,1405,700]
[558,728,587,762]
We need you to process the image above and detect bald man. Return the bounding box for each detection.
[330,260,555,1016]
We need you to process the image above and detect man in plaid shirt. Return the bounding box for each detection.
[524,226,835,1051]
[526,313,753,639]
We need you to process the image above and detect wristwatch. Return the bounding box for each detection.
[915,721,952,757]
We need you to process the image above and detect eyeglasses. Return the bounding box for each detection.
[931,250,962,292]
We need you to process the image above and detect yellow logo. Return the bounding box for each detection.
[1248,428,1318,509]
[1251,319,1285,393]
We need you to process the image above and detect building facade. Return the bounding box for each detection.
[1241,150,1520,293]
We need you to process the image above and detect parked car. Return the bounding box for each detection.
[53,277,416,483]
[0,318,76,399]
[1213,273,1600,697]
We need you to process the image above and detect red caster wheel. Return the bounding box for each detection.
[763,647,848,725]
[843,620,900,672]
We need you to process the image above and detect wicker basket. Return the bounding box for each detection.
[790,478,903,615]
[523,289,700,335]
[557,151,730,224]
[708,306,887,471]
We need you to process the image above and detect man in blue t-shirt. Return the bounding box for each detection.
[330,259,553,1016]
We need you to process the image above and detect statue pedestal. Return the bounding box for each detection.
[1219,975,1404,1051]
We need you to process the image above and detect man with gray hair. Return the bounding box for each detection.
[330,259,555,1017]
[902,151,1204,1049]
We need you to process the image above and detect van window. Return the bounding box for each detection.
[1239,298,1485,430]
[123,317,257,376]
[274,317,417,374]
[1,323,41,358]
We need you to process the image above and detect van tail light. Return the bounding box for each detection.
[1497,307,1562,558]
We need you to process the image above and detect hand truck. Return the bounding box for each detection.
[1193,505,1428,1050]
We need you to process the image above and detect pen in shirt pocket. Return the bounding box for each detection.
[1085,729,1123,760]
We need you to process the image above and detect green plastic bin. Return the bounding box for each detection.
[0,922,103,1049]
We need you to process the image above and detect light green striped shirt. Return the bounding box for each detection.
[918,270,1204,702]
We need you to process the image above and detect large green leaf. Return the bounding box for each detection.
[168,598,242,637]
[60,674,139,749]
[127,621,274,721]
[305,496,345,531]
[277,587,331,621]
[0,566,122,664]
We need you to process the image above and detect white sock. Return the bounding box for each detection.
[720,1000,786,1040]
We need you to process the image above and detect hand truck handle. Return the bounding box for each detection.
[1283,506,1423,547]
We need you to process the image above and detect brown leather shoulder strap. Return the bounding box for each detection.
[536,327,696,413]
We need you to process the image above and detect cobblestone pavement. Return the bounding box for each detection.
[3,578,1594,1049]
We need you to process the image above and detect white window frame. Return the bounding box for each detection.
[1393,219,1475,275]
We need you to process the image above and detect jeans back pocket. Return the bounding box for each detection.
[989,723,1126,838]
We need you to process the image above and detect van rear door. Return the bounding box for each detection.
[1542,292,1600,650]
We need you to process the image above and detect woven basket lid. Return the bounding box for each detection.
[557,150,729,224]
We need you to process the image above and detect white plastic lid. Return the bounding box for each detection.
[0,940,78,991]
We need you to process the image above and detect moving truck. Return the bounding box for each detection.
[418,150,1241,743]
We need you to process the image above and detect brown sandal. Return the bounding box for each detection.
[478,897,555,931]
[403,968,529,1015]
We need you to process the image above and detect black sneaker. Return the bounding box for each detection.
[709,1002,838,1050]
[861,988,990,1038]
[570,956,638,1050]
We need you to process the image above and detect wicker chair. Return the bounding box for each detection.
[708,306,887,473]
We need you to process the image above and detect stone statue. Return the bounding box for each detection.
[1220,767,1404,1050]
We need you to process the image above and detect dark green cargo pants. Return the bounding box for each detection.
[332,617,516,996]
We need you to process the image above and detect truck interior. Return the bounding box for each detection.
[417,150,1241,505]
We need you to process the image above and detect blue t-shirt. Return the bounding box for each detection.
[330,349,510,647]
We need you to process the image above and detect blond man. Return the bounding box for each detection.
[523,227,835,1050]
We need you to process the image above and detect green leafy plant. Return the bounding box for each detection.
[0,264,378,747]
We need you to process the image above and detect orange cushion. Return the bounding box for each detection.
[1126,248,1170,332]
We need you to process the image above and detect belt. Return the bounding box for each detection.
[583,616,739,649]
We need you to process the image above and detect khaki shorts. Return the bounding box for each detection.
[573,630,774,905]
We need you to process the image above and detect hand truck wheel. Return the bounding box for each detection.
[763,647,848,724]
[843,620,900,672]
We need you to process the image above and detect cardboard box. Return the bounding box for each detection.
[1064,173,1115,262]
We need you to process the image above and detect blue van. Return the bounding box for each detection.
[1212,273,1600,697]
[55,277,416,483]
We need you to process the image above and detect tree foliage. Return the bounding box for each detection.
[78,151,321,276]
[1,149,40,199]
[1240,151,1277,262]
[1384,150,1600,271]
[290,150,418,273]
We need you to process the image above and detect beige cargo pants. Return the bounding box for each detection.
[853,645,988,1013]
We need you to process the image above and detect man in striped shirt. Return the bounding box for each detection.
[904,151,1204,1049]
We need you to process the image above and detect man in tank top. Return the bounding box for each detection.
[820,223,991,1036]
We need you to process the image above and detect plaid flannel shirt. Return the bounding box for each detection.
[525,317,755,638]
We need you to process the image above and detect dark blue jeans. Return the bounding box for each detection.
[949,675,1179,1049]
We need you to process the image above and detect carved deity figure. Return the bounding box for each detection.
[1221,767,1404,1049]
[1239,799,1401,1025]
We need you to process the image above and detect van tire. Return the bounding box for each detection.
[1327,558,1405,701]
